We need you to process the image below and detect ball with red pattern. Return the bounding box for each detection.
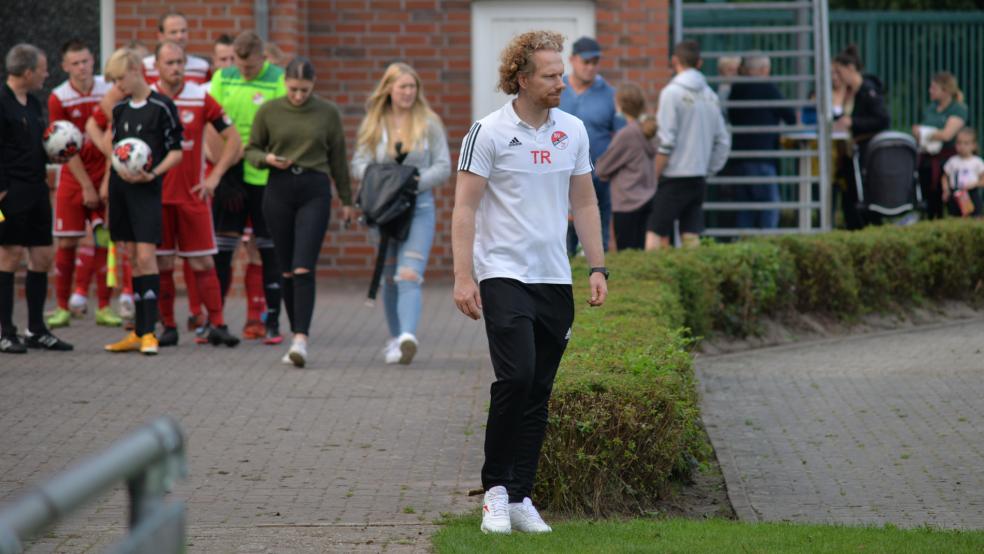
[43,120,83,160]
[111,138,153,177]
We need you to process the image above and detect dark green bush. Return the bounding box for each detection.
[536,220,984,516]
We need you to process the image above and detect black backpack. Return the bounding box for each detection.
[356,162,419,300]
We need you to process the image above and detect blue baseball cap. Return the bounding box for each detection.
[572,36,601,60]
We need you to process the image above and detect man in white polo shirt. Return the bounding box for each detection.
[452,30,608,535]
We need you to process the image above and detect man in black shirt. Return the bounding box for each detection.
[728,55,797,229]
[0,43,74,353]
[97,48,183,355]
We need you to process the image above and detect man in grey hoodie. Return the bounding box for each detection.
[646,40,731,250]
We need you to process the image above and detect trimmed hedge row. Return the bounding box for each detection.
[536,219,984,516]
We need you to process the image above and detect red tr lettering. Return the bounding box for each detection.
[530,150,552,164]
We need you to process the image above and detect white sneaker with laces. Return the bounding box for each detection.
[509,497,551,533]
[386,341,403,364]
[384,339,401,364]
[288,338,307,368]
[480,486,511,534]
[397,332,418,365]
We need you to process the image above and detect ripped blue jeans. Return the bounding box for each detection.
[383,189,436,337]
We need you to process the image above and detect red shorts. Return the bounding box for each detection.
[53,183,106,237]
[159,202,218,257]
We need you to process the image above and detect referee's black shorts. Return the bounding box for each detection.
[0,195,53,247]
[108,177,162,244]
[212,161,271,239]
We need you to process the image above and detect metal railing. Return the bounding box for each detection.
[0,417,187,554]
[674,0,833,236]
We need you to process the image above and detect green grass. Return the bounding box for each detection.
[433,515,984,553]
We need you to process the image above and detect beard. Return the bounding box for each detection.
[538,90,562,109]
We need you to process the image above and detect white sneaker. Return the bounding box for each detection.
[480,486,511,534]
[384,339,401,364]
[68,292,88,317]
[509,497,551,533]
[281,351,292,365]
[397,332,417,365]
[288,338,307,368]
[118,293,135,320]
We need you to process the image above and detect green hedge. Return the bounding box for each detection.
[536,219,984,516]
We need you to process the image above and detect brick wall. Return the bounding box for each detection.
[113,0,671,280]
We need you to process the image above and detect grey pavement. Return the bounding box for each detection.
[697,317,984,529]
[0,284,490,552]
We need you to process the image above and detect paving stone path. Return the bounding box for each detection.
[697,318,984,529]
[0,284,490,552]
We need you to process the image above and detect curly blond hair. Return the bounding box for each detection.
[497,30,564,95]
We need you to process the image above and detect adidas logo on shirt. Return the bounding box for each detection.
[508,137,522,147]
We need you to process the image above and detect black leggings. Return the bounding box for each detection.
[263,168,332,335]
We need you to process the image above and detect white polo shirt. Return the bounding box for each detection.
[458,100,592,285]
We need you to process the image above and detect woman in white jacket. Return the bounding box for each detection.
[352,63,451,364]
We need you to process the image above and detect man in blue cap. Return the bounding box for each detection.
[560,36,624,254]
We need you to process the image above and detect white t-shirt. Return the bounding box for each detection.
[943,155,984,190]
[459,101,592,285]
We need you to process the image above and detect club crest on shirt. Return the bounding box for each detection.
[181,110,195,124]
[551,130,569,150]
[71,108,82,119]
[252,92,266,105]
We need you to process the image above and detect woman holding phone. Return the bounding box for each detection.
[245,57,354,367]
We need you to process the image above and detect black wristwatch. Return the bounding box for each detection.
[589,267,609,280]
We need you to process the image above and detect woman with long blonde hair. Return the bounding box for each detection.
[913,71,970,220]
[352,63,450,365]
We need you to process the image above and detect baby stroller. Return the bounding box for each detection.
[853,131,922,223]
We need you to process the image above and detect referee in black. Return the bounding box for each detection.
[0,44,73,353]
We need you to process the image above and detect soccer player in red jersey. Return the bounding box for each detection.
[142,11,212,86]
[46,39,122,329]
[151,41,241,347]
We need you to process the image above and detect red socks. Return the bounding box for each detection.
[184,258,202,318]
[159,269,177,328]
[94,247,110,309]
[245,262,265,321]
[195,268,225,326]
[121,252,134,295]
[54,246,76,310]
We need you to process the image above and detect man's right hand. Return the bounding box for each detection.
[453,276,482,320]
[81,185,100,209]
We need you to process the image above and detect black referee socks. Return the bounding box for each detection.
[131,274,161,337]
[0,271,13,335]
[143,274,160,337]
[25,271,48,335]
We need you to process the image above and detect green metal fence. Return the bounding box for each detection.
[829,11,984,131]
[683,8,984,132]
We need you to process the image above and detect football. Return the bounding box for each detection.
[43,120,83,160]
[111,138,153,176]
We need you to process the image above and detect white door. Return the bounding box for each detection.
[471,1,596,121]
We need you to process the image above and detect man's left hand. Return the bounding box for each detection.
[587,272,607,307]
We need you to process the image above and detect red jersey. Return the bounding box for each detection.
[143,54,212,86]
[151,81,231,204]
[48,76,113,188]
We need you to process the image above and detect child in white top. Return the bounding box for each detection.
[942,127,984,217]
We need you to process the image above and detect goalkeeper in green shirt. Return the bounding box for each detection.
[208,31,286,344]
